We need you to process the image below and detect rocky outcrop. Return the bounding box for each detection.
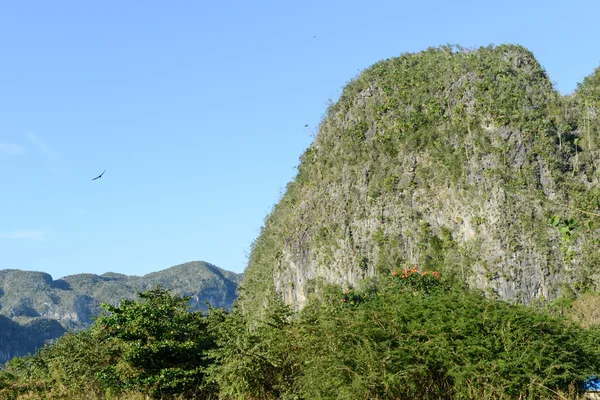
[241,45,600,315]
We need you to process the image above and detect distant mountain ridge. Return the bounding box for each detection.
[0,261,242,364]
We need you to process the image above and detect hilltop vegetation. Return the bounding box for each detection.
[241,44,600,317]
[0,262,242,363]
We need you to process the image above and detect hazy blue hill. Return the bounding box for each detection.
[0,261,242,363]
[0,315,65,364]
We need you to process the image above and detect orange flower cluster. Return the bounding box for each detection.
[391,266,420,279]
[422,271,440,278]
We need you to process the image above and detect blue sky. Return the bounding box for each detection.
[1,0,600,279]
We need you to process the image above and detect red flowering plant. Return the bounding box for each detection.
[390,266,442,294]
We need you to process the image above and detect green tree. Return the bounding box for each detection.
[92,286,217,398]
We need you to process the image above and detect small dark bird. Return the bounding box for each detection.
[313,36,316,38]
[304,124,309,127]
[92,170,106,181]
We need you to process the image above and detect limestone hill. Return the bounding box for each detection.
[240,44,600,316]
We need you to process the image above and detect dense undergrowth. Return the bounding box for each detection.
[1,272,599,400]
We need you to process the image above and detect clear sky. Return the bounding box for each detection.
[1,0,600,279]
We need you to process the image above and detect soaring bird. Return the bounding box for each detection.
[92,170,106,181]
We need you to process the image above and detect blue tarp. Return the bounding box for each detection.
[585,377,600,391]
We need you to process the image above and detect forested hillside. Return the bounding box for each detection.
[0,261,241,363]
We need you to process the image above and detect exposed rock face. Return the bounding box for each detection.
[241,45,600,315]
[0,261,242,363]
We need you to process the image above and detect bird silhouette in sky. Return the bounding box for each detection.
[91,170,106,181]
[304,124,309,127]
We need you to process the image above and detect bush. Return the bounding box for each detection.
[206,297,299,400]
[211,271,600,399]
[289,272,600,399]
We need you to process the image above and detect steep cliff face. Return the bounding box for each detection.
[240,45,600,315]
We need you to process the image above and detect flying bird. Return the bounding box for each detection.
[304,124,309,127]
[92,170,106,181]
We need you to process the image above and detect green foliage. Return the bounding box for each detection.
[210,272,600,400]
[2,279,600,399]
[0,262,241,365]
[0,287,219,399]
[92,287,216,398]
[339,288,370,306]
[206,297,298,400]
[389,266,443,294]
[550,216,578,241]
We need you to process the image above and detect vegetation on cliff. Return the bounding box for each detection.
[240,44,600,317]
